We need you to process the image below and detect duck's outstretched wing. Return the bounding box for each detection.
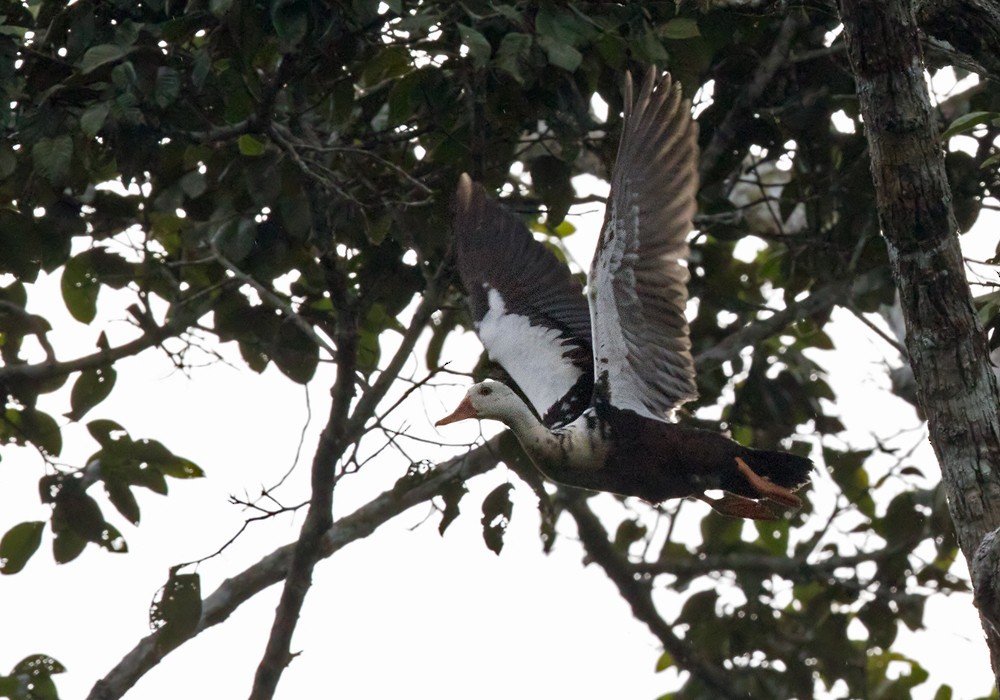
[589,70,700,420]
[453,174,593,427]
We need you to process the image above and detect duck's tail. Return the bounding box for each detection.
[747,448,813,491]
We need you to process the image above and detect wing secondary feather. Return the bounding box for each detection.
[589,70,700,420]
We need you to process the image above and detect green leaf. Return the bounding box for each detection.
[212,218,257,263]
[942,111,997,140]
[31,136,73,185]
[105,479,141,525]
[480,483,513,555]
[933,684,954,700]
[458,24,492,66]
[154,67,182,108]
[80,102,110,138]
[131,465,169,495]
[97,522,128,553]
[150,570,202,653]
[51,527,87,564]
[20,409,62,457]
[55,489,107,543]
[67,367,117,421]
[0,521,45,575]
[658,18,701,40]
[495,33,532,83]
[209,0,233,15]
[80,43,128,74]
[271,320,319,383]
[12,654,65,676]
[61,251,99,323]
[361,45,410,87]
[531,155,574,225]
[655,650,674,672]
[612,519,647,554]
[438,480,467,536]
[271,0,310,48]
[237,134,267,156]
[128,438,204,478]
[537,34,581,72]
[87,418,128,447]
[0,141,16,178]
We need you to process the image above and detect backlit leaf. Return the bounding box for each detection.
[537,34,581,72]
[458,24,491,66]
[67,367,117,421]
[237,134,267,156]
[151,570,202,653]
[80,102,110,137]
[438,480,467,536]
[659,18,701,40]
[12,654,65,676]
[0,521,44,575]
[80,43,127,73]
[481,483,513,555]
[942,111,996,140]
[106,480,141,525]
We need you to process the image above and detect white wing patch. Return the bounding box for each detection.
[477,287,584,420]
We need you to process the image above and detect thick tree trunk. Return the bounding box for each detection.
[839,0,1000,687]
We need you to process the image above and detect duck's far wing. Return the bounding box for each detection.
[589,70,699,420]
[453,174,594,427]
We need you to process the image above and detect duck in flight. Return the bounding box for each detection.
[437,70,812,520]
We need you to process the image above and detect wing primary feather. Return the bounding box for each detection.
[453,174,594,427]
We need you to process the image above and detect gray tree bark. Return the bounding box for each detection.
[839,0,1000,687]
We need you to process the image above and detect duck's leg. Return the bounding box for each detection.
[697,493,779,520]
[735,457,802,509]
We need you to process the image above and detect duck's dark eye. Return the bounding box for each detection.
[478,386,492,396]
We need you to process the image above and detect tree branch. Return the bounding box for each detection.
[917,0,1000,82]
[694,273,868,369]
[558,489,745,700]
[248,263,358,698]
[87,435,506,700]
[343,263,448,446]
[0,316,186,384]
[699,11,808,186]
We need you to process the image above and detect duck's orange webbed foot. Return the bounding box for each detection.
[734,456,803,510]
[697,492,779,521]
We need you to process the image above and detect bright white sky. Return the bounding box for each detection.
[1,70,998,700]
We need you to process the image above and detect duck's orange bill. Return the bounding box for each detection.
[435,397,478,426]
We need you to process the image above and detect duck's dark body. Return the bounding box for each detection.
[599,409,811,503]
[533,406,812,505]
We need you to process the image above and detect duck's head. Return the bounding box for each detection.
[435,381,523,426]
